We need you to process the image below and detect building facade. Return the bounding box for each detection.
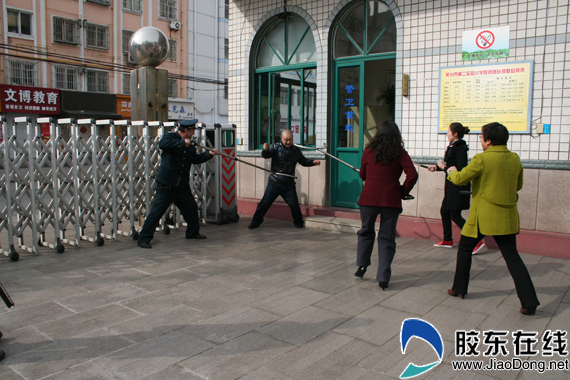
[1,0,229,127]
[230,0,570,252]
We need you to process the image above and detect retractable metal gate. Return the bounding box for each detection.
[0,117,237,262]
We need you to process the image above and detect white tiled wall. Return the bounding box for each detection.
[230,0,570,162]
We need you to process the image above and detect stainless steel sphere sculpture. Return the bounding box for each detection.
[129,27,170,67]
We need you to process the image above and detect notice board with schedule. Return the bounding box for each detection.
[438,61,533,133]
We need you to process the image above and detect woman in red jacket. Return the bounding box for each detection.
[354,120,418,290]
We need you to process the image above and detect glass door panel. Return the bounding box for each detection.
[363,58,396,147]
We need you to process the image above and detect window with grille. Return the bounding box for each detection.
[7,59,38,86]
[86,23,110,50]
[167,39,177,61]
[7,9,33,36]
[54,65,81,90]
[223,79,228,99]
[85,0,111,6]
[122,0,142,13]
[53,17,80,44]
[224,38,229,60]
[122,30,136,63]
[168,79,177,98]
[225,0,229,19]
[123,73,131,95]
[86,69,109,92]
[159,0,177,21]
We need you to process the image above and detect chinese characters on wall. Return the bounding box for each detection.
[439,61,533,133]
[0,85,60,115]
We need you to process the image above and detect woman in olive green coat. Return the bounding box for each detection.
[445,122,539,315]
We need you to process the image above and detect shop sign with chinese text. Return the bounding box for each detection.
[0,84,60,115]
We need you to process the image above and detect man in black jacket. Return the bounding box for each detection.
[137,120,219,249]
[249,130,320,229]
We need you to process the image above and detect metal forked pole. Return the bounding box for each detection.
[294,144,360,173]
[191,141,297,179]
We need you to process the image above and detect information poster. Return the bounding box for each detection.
[438,61,533,133]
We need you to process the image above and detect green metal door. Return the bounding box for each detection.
[331,62,363,208]
[331,57,396,208]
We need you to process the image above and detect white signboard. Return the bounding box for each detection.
[462,26,510,61]
[168,101,195,120]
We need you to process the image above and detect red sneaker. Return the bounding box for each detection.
[472,240,485,254]
[434,240,453,248]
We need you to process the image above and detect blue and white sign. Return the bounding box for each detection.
[168,100,195,120]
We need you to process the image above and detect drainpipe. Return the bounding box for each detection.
[214,0,219,120]
[39,0,47,86]
[79,0,85,90]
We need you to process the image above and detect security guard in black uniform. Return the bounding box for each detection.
[137,119,219,249]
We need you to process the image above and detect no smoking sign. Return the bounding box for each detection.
[476,30,495,49]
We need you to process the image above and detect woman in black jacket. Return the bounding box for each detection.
[429,123,483,254]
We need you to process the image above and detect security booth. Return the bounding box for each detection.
[196,123,239,224]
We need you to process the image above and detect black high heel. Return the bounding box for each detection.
[354,266,366,278]
[520,305,537,315]
[447,289,465,299]
[378,281,389,290]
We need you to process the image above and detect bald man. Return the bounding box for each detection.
[249,130,320,229]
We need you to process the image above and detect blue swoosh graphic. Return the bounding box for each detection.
[400,318,444,379]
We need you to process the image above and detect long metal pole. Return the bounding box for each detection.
[191,141,297,179]
[295,144,415,200]
[294,144,360,173]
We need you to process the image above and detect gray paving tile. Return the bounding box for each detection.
[314,283,390,316]
[77,268,152,291]
[378,285,449,315]
[5,283,90,309]
[265,331,378,379]
[3,328,133,380]
[183,285,271,316]
[250,286,330,316]
[108,304,209,343]
[183,306,280,344]
[118,285,198,314]
[128,269,204,292]
[1,302,75,332]
[36,303,142,340]
[178,331,294,380]
[57,284,151,313]
[90,329,214,380]
[334,306,416,346]
[0,364,27,380]
[0,326,55,357]
[257,306,349,346]
[140,364,207,380]
[41,361,116,380]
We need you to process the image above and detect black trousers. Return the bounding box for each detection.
[252,179,303,226]
[356,206,400,282]
[138,183,200,243]
[451,233,540,308]
[440,198,465,241]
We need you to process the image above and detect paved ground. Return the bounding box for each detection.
[0,216,568,380]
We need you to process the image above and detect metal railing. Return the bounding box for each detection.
[0,116,236,262]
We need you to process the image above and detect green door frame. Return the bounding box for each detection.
[331,53,396,208]
[253,65,317,149]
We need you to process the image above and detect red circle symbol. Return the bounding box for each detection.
[476,31,495,50]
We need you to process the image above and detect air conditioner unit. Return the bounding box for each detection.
[170,21,181,31]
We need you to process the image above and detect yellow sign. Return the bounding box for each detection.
[439,61,533,133]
